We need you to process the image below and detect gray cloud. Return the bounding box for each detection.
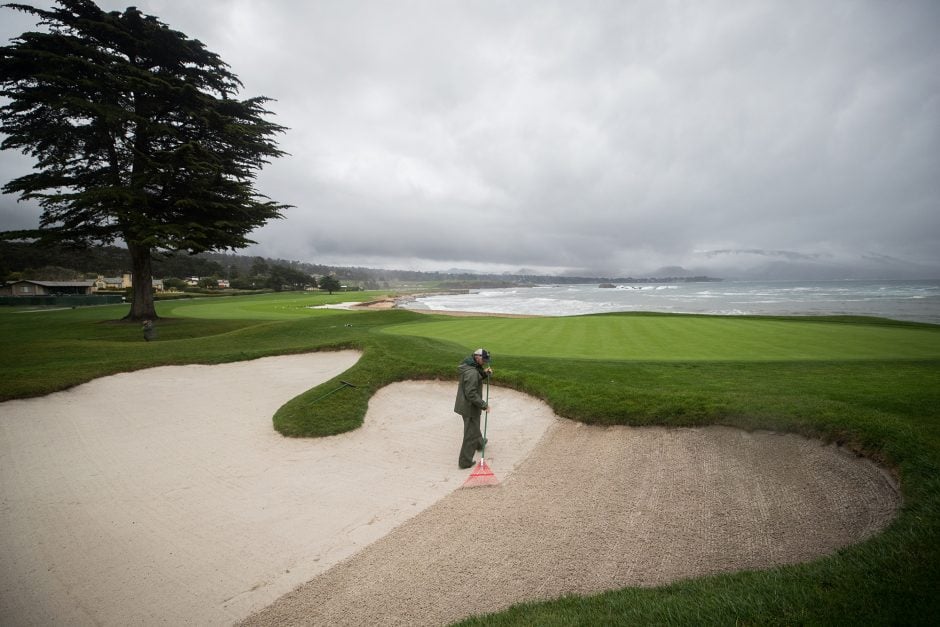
[2,0,939,277]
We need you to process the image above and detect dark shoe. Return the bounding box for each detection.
[476,438,488,452]
[459,461,475,469]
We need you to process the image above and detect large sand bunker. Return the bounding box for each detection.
[0,353,899,626]
[244,421,900,626]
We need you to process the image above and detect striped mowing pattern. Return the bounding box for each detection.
[384,314,940,361]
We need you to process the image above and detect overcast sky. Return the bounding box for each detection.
[2,0,938,276]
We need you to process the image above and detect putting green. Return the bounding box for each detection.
[383,314,940,361]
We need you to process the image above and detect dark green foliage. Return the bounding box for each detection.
[319,274,341,294]
[265,264,316,291]
[0,240,125,276]
[0,240,226,279]
[0,0,289,319]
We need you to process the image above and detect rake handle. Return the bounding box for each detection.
[481,378,489,458]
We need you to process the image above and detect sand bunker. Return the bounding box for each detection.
[244,422,900,627]
[0,353,900,626]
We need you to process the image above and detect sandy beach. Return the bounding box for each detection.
[1,351,900,626]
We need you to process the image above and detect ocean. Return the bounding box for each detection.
[403,279,940,325]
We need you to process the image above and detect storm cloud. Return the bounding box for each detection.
[2,0,938,277]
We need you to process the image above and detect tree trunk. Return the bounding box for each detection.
[124,241,157,321]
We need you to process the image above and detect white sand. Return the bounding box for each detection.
[0,352,900,626]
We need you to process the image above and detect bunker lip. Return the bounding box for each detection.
[0,353,900,626]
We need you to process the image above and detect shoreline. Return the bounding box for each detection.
[352,295,544,318]
[353,280,940,325]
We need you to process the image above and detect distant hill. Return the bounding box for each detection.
[686,248,940,280]
[0,241,226,281]
[1,241,722,286]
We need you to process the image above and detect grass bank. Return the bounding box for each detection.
[1,293,937,624]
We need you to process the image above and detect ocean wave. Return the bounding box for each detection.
[403,280,940,323]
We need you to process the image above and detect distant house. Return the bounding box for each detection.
[217,279,230,288]
[0,280,94,296]
[93,274,164,292]
[94,273,132,290]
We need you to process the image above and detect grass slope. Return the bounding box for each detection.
[1,295,938,624]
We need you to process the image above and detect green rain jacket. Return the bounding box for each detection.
[454,356,489,418]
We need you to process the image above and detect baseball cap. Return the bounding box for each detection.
[473,348,491,362]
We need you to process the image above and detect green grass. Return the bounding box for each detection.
[158,289,385,319]
[0,293,391,401]
[383,312,940,361]
[1,295,938,624]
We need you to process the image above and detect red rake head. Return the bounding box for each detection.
[462,459,499,488]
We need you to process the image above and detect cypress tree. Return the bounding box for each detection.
[0,0,290,319]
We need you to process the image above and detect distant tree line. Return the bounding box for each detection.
[1,241,226,282]
[199,252,722,286]
[0,241,721,291]
[0,241,317,292]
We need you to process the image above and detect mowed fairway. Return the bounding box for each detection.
[157,291,380,320]
[384,313,940,361]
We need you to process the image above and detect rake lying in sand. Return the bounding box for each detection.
[309,380,357,403]
[462,379,499,488]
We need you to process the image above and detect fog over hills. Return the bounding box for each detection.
[660,249,940,281]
